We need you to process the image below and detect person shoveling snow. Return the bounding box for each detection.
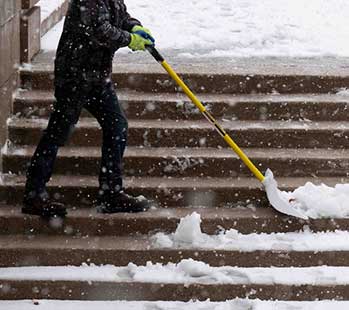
[23,1,344,220]
[22,0,156,217]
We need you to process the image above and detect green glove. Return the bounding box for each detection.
[131,25,155,44]
[128,33,153,51]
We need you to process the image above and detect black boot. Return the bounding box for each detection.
[22,192,67,218]
[97,191,153,213]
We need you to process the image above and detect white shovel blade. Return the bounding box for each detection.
[262,169,309,220]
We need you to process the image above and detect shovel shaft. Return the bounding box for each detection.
[146,46,265,183]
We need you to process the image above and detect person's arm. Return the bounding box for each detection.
[80,0,132,49]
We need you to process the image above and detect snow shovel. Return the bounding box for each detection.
[146,45,308,220]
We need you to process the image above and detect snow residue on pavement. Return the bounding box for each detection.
[3,300,349,310]
[42,0,349,57]
[3,262,349,286]
[153,212,349,251]
[38,0,66,21]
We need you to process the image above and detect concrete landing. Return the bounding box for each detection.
[31,50,349,77]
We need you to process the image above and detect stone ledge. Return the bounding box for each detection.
[41,0,69,36]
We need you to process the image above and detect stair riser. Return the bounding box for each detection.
[1,280,348,301]
[2,249,349,267]
[0,209,347,235]
[14,98,349,121]
[20,71,349,94]
[8,125,349,149]
[0,185,268,208]
[3,154,349,177]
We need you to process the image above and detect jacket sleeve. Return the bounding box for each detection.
[80,0,132,49]
[120,1,142,32]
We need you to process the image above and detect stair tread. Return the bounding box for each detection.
[15,89,349,103]
[0,233,151,250]
[0,205,289,221]
[5,145,349,160]
[1,203,349,238]
[3,230,349,268]
[8,117,349,130]
[2,174,348,188]
[0,278,347,301]
[2,232,349,252]
[22,57,349,77]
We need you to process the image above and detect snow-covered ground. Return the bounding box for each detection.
[3,300,349,310]
[41,0,349,57]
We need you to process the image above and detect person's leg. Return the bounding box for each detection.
[85,82,152,212]
[85,82,128,197]
[23,85,84,216]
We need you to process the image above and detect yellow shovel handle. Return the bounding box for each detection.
[146,46,265,183]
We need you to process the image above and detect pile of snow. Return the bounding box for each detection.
[4,299,349,310]
[3,262,349,286]
[288,183,349,218]
[336,88,349,96]
[173,211,206,244]
[262,170,349,219]
[153,212,349,251]
[41,0,349,57]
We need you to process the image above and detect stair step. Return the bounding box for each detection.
[1,234,349,268]
[0,205,348,236]
[2,279,348,301]
[1,174,348,207]
[14,90,349,121]
[4,300,349,309]
[20,63,349,94]
[3,146,349,177]
[8,118,349,149]
[2,265,349,301]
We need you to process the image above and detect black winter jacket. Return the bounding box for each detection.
[54,0,141,87]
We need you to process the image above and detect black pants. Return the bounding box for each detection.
[25,82,128,202]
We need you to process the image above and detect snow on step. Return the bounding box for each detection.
[153,212,349,251]
[3,299,349,310]
[2,262,349,286]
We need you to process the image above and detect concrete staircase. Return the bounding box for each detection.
[1,57,349,302]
